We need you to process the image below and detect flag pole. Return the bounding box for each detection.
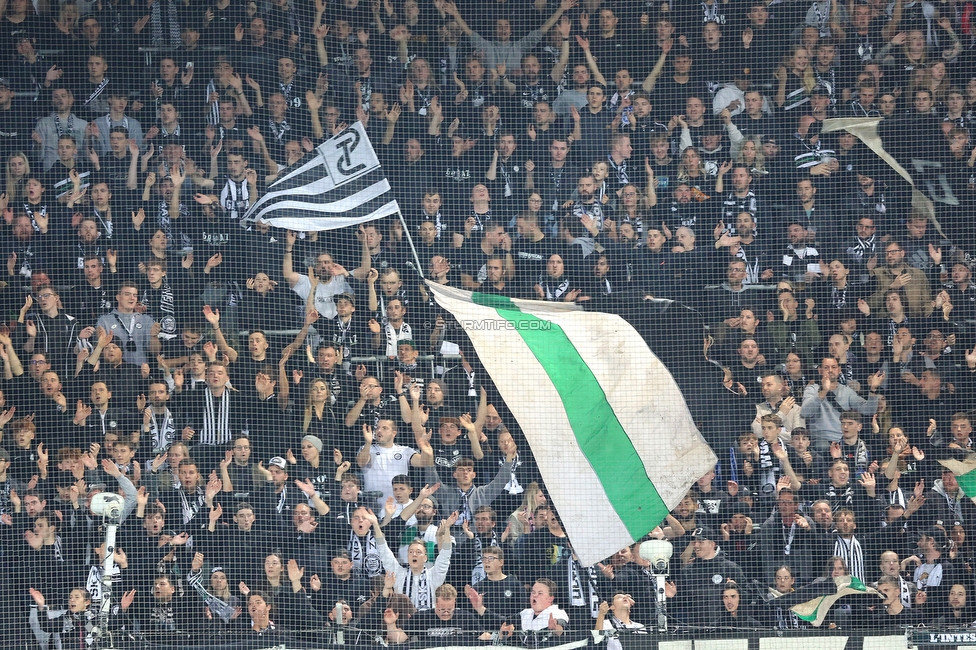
[397,210,426,281]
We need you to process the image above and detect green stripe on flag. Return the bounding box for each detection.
[792,596,826,622]
[957,470,976,497]
[471,292,667,538]
[847,577,867,592]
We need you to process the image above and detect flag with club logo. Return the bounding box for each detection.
[239,121,399,231]
[426,283,716,566]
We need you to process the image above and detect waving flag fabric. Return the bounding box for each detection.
[240,121,399,231]
[427,283,716,565]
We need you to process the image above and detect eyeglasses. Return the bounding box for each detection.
[29,360,48,365]
[482,556,500,562]
[36,293,55,300]
[886,248,903,254]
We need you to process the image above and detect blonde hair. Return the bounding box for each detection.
[783,46,816,92]
[735,137,766,174]
[5,152,29,201]
[302,378,331,432]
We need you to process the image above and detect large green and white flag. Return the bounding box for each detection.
[427,284,716,566]
[790,576,882,627]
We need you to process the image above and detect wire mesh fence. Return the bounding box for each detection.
[0,0,974,647]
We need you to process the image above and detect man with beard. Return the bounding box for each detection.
[720,167,760,235]
[529,138,580,238]
[61,218,113,284]
[407,584,499,639]
[653,182,716,234]
[671,526,749,623]
[866,240,933,318]
[498,55,557,121]
[67,256,115,327]
[306,343,355,407]
[552,64,591,119]
[569,174,606,235]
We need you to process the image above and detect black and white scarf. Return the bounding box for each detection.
[540,277,571,301]
[201,389,230,446]
[349,531,382,578]
[501,451,524,495]
[219,176,251,220]
[150,0,182,48]
[179,486,205,524]
[834,535,865,580]
[149,407,176,454]
[569,560,600,617]
[22,201,46,233]
[608,156,629,185]
[143,281,177,339]
[53,113,75,138]
[83,78,111,109]
[398,569,434,610]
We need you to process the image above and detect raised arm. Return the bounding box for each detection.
[356,424,374,468]
[282,229,302,287]
[551,19,571,83]
[539,0,576,35]
[442,2,474,37]
[353,224,373,280]
[576,36,607,86]
[202,305,239,363]
[642,40,671,93]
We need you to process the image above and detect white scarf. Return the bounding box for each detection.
[383,321,413,357]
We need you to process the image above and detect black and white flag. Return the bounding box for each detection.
[240,121,399,231]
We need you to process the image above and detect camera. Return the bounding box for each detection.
[90,492,124,520]
[639,539,674,574]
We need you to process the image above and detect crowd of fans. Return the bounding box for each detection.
[1,0,976,646]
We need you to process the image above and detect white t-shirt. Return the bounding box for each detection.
[601,617,646,650]
[520,605,569,631]
[362,443,416,506]
[292,274,354,319]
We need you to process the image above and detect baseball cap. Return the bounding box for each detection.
[692,526,718,541]
[0,79,11,89]
[269,456,288,469]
